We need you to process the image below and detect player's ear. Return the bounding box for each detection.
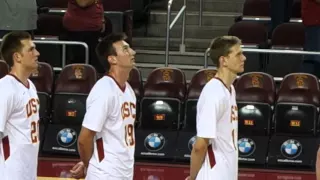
[108,55,117,65]
[219,56,226,67]
[13,52,22,63]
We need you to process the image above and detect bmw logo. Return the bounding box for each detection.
[57,128,77,147]
[144,133,165,152]
[188,136,196,151]
[147,175,160,180]
[280,139,302,159]
[238,138,256,157]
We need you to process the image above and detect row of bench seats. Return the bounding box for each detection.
[1,60,319,169]
[1,60,320,136]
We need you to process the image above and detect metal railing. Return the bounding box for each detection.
[241,16,302,23]
[0,39,89,68]
[165,0,187,67]
[204,47,320,68]
[199,0,203,26]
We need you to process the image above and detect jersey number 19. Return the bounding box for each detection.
[125,124,135,146]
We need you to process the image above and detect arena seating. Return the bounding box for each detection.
[239,0,301,22]
[42,64,97,155]
[1,0,319,169]
[274,73,320,136]
[0,60,9,79]
[0,59,319,168]
[128,67,143,126]
[235,72,275,166]
[242,0,270,17]
[228,21,269,72]
[140,67,186,130]
[175,69,216,162]
[135,67,186,161]
[236,72,275,136]
[30,62,54,122]
[184,69,217,132]
[267,23,305,77]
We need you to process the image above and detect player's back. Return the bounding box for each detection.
[82,76,136,179]
[196,77,238,180]
[0,74,40,180]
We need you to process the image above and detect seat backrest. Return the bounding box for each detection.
[292,0,301,18]
[0,60,9,79]
[144,67,186,100]
[187,69,217,99]
[271,23,305,48]
[228,21,268,45]
[145,67,186,85]
[29,62,54,94]
[277,73,320,105]
[128,67,143,99]
[243,0,270,16]
[236,72,275,104]
[55,64,97,94]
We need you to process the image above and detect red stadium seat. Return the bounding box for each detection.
[184,69,216,131]
[0,60,9,79]
[53,64,97,124]
[236,72,276,136]
[141,67,186,130]
[267,23,305,77]
[29,62,54,121]
[128,67,143,124]
[42,64,97,156]
[275,73,320,136]
[228,21,269,73]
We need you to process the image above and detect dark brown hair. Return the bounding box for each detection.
[95,33,128,71]
[0,31,32,68]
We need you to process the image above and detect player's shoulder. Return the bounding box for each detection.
[203,78,226,93]
[91,76,112,92]
[0,75,17,91]
[0,75,17,97]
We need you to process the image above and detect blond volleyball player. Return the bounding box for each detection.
[187,36,246,180]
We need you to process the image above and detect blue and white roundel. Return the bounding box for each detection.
[280,139,302,159]
[57,128,77,147]
[147,175,160,180]
[144,133,165,152]
[238,138,256,157]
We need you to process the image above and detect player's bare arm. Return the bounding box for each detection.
[78,126,97,168]
[189,137,210,180]
[316,146,320,180]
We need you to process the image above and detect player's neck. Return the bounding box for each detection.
[215,69,237,89]
[108,68,129,88]
[9,66,32,86]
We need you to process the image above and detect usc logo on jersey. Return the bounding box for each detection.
[121,102,136,120]
[231,105,238,150]
[231,105,238,122]
[26,98,40,118]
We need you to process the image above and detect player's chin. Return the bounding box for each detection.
[237,67,244,73]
